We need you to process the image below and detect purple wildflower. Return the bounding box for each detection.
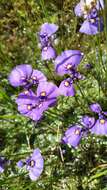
[9,65,47,88]
[79,16,104,35]
[90,117,107,135]
[55,50,84,76]
[9,64,33,87]
[90,103,102,114]
[89,103,107,135]
[16,82,59,121]
[41,45,57,60]
[74,0,104,18]
[58,78,75,96]
[26,148,44,181]
[17,160,24,168]
[62,125,82,148]
[0,157,10,173]
[81,115,95,129]
[39,23,58,39]
[38,23,58,60]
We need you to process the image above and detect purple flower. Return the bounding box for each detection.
[39,23,58,49]
[90,117,107,135]
[59,78,75,96]
[79,17,104,35]
[74,0,104,18]
[82,115,95,129]
[9,65,47,88]
[16,82,59,121]
[90,103,102,114]
[9,64,33,87]
[41,45,57,60]
[0,157,9,173]
[26,148,44,181]
[17,160,24,168]
[62,125,82,148]
[38,23,58,61]
[55,50,84,76]
[74,2,83,17]
[31,69,47,85]
[39,23,58,38]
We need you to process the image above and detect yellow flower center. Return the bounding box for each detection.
[27,105,31,110]
[32,76,37,80]
[24,90,29,95]
[30,160,35,167]
[66,64,72,70]
[64,81,70,87]
[100,119,105,124]
[74,129,80,135]
[40,91,46,97]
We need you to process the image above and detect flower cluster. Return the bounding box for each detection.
[54,50,84,96]
[62,115,95,148]
[9,64,59,121]
[62,103,107,148]
[75,0,104,35]
[38,23,58,60]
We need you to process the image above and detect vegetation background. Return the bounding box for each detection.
[0,0,107,189]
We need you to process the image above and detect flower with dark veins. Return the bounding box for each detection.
[62,125,83,148]
[26,148,44,181]
[59,78,75,96]
[9,65,47,88]
[55,50,84,76]
[16,82,59,121]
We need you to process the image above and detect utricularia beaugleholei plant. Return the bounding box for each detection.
[7,0,107,181]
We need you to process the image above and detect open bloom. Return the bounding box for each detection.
[62,125,83,148]
[90,116,107,135]
[89,103,107,135]
[16,82,59,121]
[26,148,44,181]
[79,16,104,35]
[58,78,75,96]
[17,149,44,181]
[39,23,58,40]
[9,65,47,88]
[62,115,96,148]
[55,50,84,76]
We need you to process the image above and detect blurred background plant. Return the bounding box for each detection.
[1,0,107,189]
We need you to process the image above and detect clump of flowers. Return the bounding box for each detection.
[38,23,58,60]
[74,0,104,35]
[54,50,84,96]
[62,115,95,148]
[17,148,44,181]
[9,64,59,121]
